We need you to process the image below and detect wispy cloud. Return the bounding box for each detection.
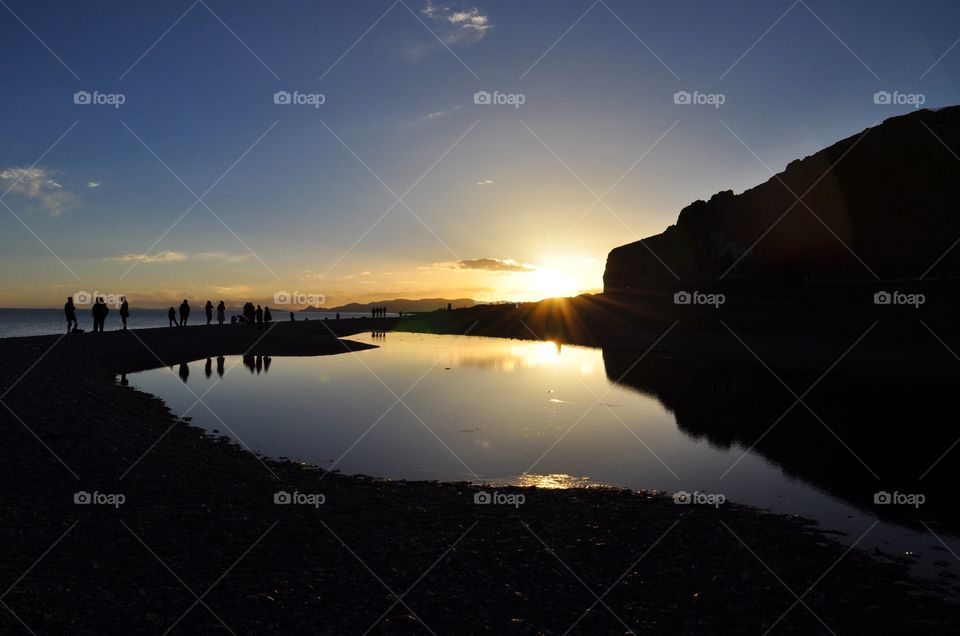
[108,250,188,264]
[87,181,100,188]
[402,2,492,60]
[476,179,494,186]
[435,257,536,273]
[0,166,76,216]
[107,250,251,265]
[399,105,461,129]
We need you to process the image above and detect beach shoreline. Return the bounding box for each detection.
[1,319,956,633]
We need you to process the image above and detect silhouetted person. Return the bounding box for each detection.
[290,311,295,322]
[217,301,225,325]
[168,306,176,327]
[64,297,77,334]
[178,361,189,383]
[244,302,255,326]
[92,297,109,333]
[179,299,190,327]
[216,355,225,377]
[243,354,255,373]
[255,355,263,374]
[336,312,340,320]
[264,306,272,326]
[263,356,271,373]
[119,297,130,330]
[255,305,263,330]
[447,302,452,312]
[204,357,212,379]
[205,300,214,325]
[371,307,376,318]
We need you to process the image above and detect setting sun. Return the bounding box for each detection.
[531,267,580,299]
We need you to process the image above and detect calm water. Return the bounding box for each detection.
[0,308,385,338]
[128,332,960,588]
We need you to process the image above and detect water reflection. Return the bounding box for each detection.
[602,349,960,532]
[130,332,960,587]
[241,354,272,375]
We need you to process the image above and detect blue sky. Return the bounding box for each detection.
[1,0,959,307]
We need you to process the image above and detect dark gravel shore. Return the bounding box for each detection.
[0,321,956,634]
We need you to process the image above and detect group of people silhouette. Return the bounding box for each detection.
[64,296,130,334]
[235,302,273,329]
[64,296,278,333]
[371,306,389,318]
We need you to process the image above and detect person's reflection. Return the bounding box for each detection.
[243,354,255,374]
[119,372,129,386]
[255,355,263,374]
[263,356,272,373]
[216,355,225,377]
[204,357,212,379]
[178,362,189,383]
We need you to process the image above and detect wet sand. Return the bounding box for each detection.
[0,320,956,633]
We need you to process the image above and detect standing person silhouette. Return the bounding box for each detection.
[216,355,225,377]
[119,297,130,330]
[264,306,272,326]
[64,297,77,334]
[205,300,214,325]
[168,306,176,327]
[204,357,212,378]
[179,299,190,327]
[255,304,263,330]
[216,300,225,325]
[92,297,109,332]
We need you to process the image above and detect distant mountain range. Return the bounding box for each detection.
[304,298,476,313]
[605,106,960,290]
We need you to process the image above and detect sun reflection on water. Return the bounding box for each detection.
[513,473,595,489]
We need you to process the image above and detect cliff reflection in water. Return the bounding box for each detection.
[602,348,960,531]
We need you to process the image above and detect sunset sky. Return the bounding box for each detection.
[2,0,959,308]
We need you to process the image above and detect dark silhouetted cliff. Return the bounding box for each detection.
[604,106,960,290]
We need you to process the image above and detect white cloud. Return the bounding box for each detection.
[87,181,100,188]
[476,179,494,186]
[108,251,187,264]
[0,166,76,216]
[421,2,493,47]
[107,250,250,265]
